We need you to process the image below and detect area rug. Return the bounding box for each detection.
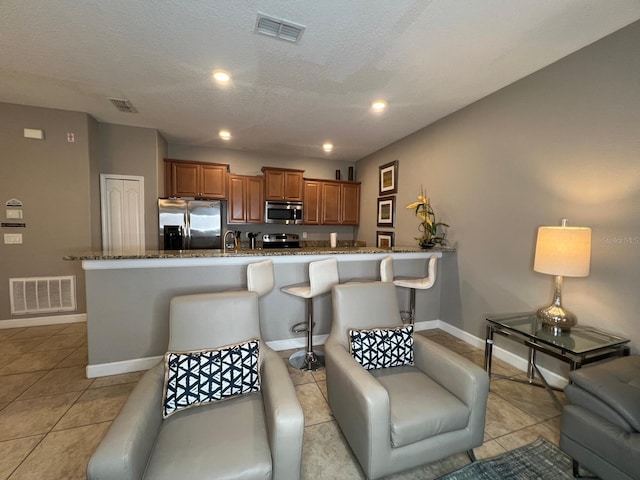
[437,437,575,480]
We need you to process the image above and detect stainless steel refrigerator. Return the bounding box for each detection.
[158,198,225,250]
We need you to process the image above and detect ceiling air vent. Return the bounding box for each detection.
[255,13,305,44]
[108,97,138,113]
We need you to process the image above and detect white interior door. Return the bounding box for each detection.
[100,174,145,252]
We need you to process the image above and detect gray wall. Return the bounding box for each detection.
[356,22,640,368]
[0,103,93,318]
[94,123,166,250]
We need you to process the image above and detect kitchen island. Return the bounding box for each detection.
[67,246,454,377]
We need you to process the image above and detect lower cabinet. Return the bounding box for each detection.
[304,180,360,225]
[228,174,263,223]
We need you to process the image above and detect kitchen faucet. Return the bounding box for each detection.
[223,230,237,253]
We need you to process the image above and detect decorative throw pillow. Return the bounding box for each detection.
[349,325,414,370]
[162,338,260,418]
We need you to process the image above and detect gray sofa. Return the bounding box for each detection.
[87,291,305,480]
[560,355,640,480]
[325,282,489,480]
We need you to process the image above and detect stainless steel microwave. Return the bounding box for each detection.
[264,201,304,224]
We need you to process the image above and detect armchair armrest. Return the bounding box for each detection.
[325,340,391,473]
[260,347,305,480]
[87,363,165,480]
[413,335,489,441]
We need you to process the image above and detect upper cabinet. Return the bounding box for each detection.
[228,174,263,224]
[262,167,304,201]
[164,159,228,199]
[304,179,360,225]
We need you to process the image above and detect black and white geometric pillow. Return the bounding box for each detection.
[349,325,414,370]
[162,338,260,418]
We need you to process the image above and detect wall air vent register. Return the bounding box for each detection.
[10,276,77,315]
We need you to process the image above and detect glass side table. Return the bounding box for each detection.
[484,312,630,407]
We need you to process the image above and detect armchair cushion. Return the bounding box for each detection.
[371,365,470,447]
[349,324,414,370]
[163,338,260,418]
[147,392,272,480]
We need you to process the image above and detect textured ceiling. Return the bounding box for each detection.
[2,1,639,161]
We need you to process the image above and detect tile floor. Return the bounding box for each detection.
[0,323,567,480]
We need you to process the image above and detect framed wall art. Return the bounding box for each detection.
[376,231,395,249]
[377,196,395,227]
[378,160,398,195]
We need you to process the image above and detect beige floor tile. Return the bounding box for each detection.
[0,329,25,341]
[287,363,317,386]
[55,346,88,368]
[484,392,538,439]
[55,323,87,336]
[53,383,135,430]
[0,435,44,480]
[311,369,326,382]
[494,421,560,450]
[19,367,93,400]
[0,372,46,403]
[0,403,7,412]
[89,370,145,389]
[295,382,333,427]
[10,325,68,340]
[0,349,76,376]
[422,332,477,354]
[302,421,364,480]
[489,377,565,421]
[473,438,508,459]
[462,349,523,377]
[0,392,81,442]
[8,422,109,480]
[317,380,328,402]
[0,338,47,357]
[30,334,86,353]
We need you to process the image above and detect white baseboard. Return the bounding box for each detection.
[82,318,569,387]
[0,313,86,329]
[265,334,329,352]
[86,355,163,379]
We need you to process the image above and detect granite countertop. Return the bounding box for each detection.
[64,245,455,261]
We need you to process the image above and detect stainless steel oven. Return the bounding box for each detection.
[264,201,303,225]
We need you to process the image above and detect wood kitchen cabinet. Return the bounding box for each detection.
[262,167,304,201]
[304,179,360,225]
[303,180,322,225]
[228,174,263,224]
[164,159,228,199]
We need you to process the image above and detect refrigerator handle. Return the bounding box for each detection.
[184,211,190,249]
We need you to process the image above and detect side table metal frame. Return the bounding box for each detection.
[484,321,630,408]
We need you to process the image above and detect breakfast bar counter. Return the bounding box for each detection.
[68,246,453,377]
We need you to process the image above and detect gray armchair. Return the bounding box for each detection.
[325,282,489,480]
[560,355,640,480]
[87,291,304,480]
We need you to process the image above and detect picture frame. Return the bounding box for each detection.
[378,160,398,195]
[376,231,395,249]
[377,196,395,227]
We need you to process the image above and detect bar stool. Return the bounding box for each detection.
[381,255,437,324]
[282,258,339,371]
[246,259,274,297]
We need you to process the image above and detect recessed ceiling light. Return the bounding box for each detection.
[219,130,231,140]
[323,142,333,153]
[371,100,387,112]
[212,70,231,84]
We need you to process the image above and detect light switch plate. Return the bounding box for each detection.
[4,233,23,244]
[6,209,22,219]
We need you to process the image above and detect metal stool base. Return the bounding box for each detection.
[289,350,325,371]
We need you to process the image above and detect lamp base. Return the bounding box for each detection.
[536,304,577,334]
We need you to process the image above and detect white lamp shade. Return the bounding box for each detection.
[534,226,591,277]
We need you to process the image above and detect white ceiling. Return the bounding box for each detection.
[2,1,640,161]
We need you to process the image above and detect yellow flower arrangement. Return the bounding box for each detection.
[406,187,449,247]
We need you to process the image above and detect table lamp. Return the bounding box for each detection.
[533,219,591,333]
